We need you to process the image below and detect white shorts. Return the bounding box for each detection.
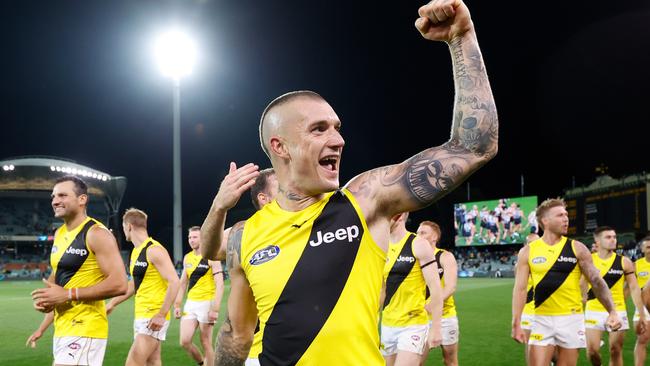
[133,318,171,341]
[633,306,650,322]
[244,359,260,366]
[529,314,586,348]
[53,336,107,366]
[380,323,429,356]
[439,316,460,346]
[182,300,214,324]
[520,313,534,331]
[585,310,629,331]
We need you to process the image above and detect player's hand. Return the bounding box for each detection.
[105,303,115,316]
[605,311,622,332]
[26,329,43,348]
[511,323,526,343]
[212,162,260,211]
[415,0,473,43]
[208,310,219,323]
[148,313,166,331]
[427,326,442,349]
[173,307,182,319]
[31,278,67,309]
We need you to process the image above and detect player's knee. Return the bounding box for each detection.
[609,343,623,355]
[180,337,193,349]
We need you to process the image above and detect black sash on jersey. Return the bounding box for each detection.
[534,239,577,308]
[260,191,363,366]
[425,248,445,300]
[587,255,623,301]
[187,258,210,292]
[383,233,417,309]
[526,287,534,304]
[132,241,153,293]
[54,220,96,287]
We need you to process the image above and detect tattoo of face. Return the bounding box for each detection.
[278,186,306,201]
[404,152,465,203]
[215,318,247,366]
[226,222,244,271]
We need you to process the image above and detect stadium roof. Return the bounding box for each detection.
[0,155,127,214]
[564,172,650,198]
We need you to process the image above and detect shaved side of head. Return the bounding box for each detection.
[259,90,325,158]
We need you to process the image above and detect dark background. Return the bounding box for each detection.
[2,0,649,249]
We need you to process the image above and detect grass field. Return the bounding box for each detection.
[0,278,644,365]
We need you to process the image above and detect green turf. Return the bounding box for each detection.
[0,279,644,365]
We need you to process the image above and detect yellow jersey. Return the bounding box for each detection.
[528,237,582,316]
[382,233,428,327]
[636,257,650,290]
[434,248,457,318]
[130,238,170,320]
[183,251,216,302]
[241,189,385,366]
[586,253,625,312]
[523,276,535,316]
[51,217,107,338]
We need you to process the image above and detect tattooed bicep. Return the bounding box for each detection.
[226,221,245,270]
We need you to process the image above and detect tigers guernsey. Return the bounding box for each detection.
[28,175,127,366]
[583,226,646,366]
[380,213,442,366]
[512,199,622,366]
[174,226,225,366]
[634,237,650,366]
[106,208,180,366]
[204,1,499,365]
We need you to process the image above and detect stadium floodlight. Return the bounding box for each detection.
[153,27,197,262]
[154,29,196,81]
[50,166,55,171]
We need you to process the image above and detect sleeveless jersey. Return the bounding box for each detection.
[130,238,170,320]
[382,233,428,327]
[528,237,582,315]
[183,251,215,301]
[586,253,625,312]
[50,217,108,338]
[636,257,650,290]
[431,249,457,318]
[241,189,385,366]
[522,276,535,316]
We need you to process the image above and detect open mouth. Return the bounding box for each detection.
[319,155,338,172]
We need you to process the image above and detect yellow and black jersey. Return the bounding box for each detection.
[523,276,535,316]
[586,253,626,312]
[183,251,216,302]
[130,238,170,320]
[241,189,386,366]
[636,257,650,290]
[528,237,582,316]
[50,217,107,338]
[382,232,428,327]
[434,248,457,318]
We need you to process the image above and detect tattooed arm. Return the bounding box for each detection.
[215,222,258,366]
[511,245,529,343]
[575,241,622,331]
[346,1,497,217]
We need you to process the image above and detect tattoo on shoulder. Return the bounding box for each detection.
[226,221,244,270]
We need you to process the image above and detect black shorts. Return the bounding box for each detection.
[513,217,522,225]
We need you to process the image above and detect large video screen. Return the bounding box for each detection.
[454,196,538,246]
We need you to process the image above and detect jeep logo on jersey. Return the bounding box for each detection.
[65,247,88,256]
[608,269,624,275]
[532,256,547,264]
[397,255,415,263]
[250,245,280,266]
[197,263,210,269]
[639,271,649,277]
[308,225,359,247]
[133,260,148,268]
[557,255,577,263]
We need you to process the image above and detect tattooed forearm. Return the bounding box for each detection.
[215,319,250,366]
[585,266,616,312]
[226,222,244,271]
[448,33,498,160]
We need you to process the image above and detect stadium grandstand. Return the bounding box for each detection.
[0,156,126,280]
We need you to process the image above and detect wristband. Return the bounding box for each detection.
[68,288,72,301]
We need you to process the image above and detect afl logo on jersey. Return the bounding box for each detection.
[532,257,547,264]
[51,246,58,254]
[185,263,193,269]
[250,245,280,266]
[639,271,649,277]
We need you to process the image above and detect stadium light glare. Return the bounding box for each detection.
[92,173,98,178]
[50,166,55,171]
[154,29,196,80]
[55,166,61,172]
[2,165,7,171]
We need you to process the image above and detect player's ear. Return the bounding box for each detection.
[269,136,289,159]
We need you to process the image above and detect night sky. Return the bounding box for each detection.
[2,0,649,249]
